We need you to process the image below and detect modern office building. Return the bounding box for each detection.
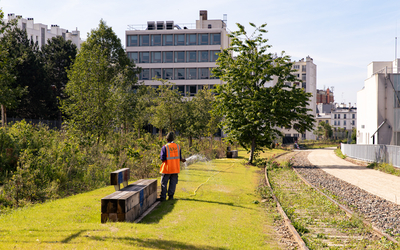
[357,59,400,145]
[125,10,229,96]
[4,13,82,49]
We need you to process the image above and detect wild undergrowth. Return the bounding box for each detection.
[0,121,227,209]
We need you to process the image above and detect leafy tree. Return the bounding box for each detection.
[147,80,182,138]
[60,20,138,141]
[41,36,77,122]
[212,23,315,164]
[1,26,48,120]
[132,84,157,138]
[0,12,27,126]
[314,121,333,140]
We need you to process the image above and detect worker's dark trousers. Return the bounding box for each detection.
[160,173,178,199]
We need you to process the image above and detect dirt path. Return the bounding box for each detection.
[307,148,400,205]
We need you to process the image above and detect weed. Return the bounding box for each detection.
[334,148,346,159]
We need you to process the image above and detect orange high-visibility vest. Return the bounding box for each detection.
[160,142,181,174]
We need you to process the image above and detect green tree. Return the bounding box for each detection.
[132,84,157,138]
[212,23,315,164]
[0,14,27,126]
[314,121,333,140]
[147,80,183,138]
[60,20,138,141]
[41,36,77,122]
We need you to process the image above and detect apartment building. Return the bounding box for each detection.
[357,59,400,145]
[331,103,357,131]
[279,56,317,140]
[316,88,334,104]
[4,13,82,49]
[125,10,229,95]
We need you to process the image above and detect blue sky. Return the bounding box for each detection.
[2,0,400,105]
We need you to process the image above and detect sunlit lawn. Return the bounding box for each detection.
[0,157,281,249]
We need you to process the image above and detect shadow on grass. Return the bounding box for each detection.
[89,236,229,250]
[142,200,177,224]
[178,197,254,210]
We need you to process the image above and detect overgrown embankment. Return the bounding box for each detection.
[0,121,226,209]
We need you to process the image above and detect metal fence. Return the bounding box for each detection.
[341,143,400,168]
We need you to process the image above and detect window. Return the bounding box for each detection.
[151,52,161,63]
[127,35,138,46]
[163,34,173,46]
[210,50,220,62]
[176,85,185,95]
[210,33,221,45]
[163,69,173,80]
[186,34,197,45]
[302,65,306,72]
[199,51,209,62]
[174,51,185,63]
[334,121,337,126]
[344,114,347,119]
[175,68,185,79]
[302,74,306,81]
[352,114,355,119]
[344,121,346,125]
[187,51,197,62]
[293,65,300,69]
[198,33,209,45]
[325,120,328,124]
[151,35,162,46]
[352,120,355,125]
[22,22,26,31]
[338,114,340,119]
[198,85,204,90]
[199,68,209,79]
[152,68,162,79]
[140,69,149,80]
[338,121,340,126]
[127,52,138,63]
[208,24,212,29]
[139,52,149,63]
[188,85,197,96]
[140,35,149,46]
[187,68,197,79]
[163,51,173,63]
[175,34,185,45]
[334,114,337,119]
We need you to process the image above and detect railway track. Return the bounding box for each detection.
[265,151,400,249]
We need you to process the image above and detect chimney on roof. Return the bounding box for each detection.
[200,10,208,20]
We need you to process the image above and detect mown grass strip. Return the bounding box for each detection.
[0,157,280,249]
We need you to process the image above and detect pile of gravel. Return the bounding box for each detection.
[291,151,400,236]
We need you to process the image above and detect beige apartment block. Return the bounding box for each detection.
[125,10,229,96]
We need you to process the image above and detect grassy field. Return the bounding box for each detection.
[0,153,281,249]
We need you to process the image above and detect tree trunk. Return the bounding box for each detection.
[1,105,6,127]
[159,129,162,139]
[210,135,213,150]
[188,136,192,148]
[248,138,256,164]
[138,127,141,138]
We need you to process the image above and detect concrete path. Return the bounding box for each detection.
[307,148,400,205]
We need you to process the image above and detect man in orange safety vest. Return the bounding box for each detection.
[158,132,186,201]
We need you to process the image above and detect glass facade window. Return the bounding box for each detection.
[199,68,209,79]
[188,85,197,96]
[175,51,185,63]
[163,34,173,46]
[127,35,138,46]
[198,33,209,45]
[127,52,138,63]
[210,50,220,62]
[140,35,149,46]
[163,51,173,63]
[186,34,197,45]
[176,85,185,95]
[187,51,197,62]
[151,52,161,63]
[139,52,149,63]
[152,68,161,79]
[140,69,149,80]
[175,68,185,79]
[163,68,173,80]
[175,34,185,45]
[199,51,209,62]
[151,35,162,46]
[211,33,221,45]
[187,68,197,79]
